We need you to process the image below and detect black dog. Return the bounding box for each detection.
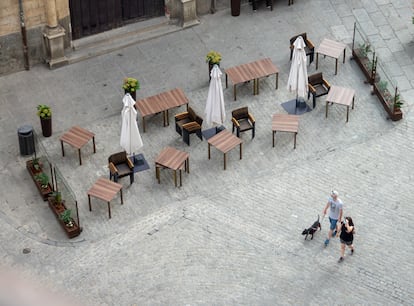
[302,215,321,240]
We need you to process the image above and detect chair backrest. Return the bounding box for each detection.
[290,33,307,46]
[232,107,249,120]
[195,115,203,126]
[308,72,323,85]
[187,106,196,121]
[108,151,127,165]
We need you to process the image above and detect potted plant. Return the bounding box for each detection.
[37,104,52,137]
[60,209,74,228]
[206,50,222,80]
[122,77,140,101]
[35,172,49,189]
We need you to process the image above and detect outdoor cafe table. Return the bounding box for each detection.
[225,58,279,100]
[325,85,355,122]
[87,177,123,219]
[272,114,300,149]
[59,126,96,165]
[155,146,189,187]
[135,88,189,132]
[316,38,347,75]
[208,129,243,170]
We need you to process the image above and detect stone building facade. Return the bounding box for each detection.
[0,0,211,76]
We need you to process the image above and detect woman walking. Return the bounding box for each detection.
[338,216,355,263]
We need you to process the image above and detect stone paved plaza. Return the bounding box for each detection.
[0,0,413,305]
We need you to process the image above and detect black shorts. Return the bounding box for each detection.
[340,238,353,245]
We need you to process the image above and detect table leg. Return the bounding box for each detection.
[186,157,190,173]
[225,73,228,88]
[325,101,329,118]
[208,143,211,159]
[143,117,146,133]
[223,153,227,170]
[352,96,355,109]
[120,188,123,204]
[240,143,243,160]
[346,106,349,123]
[343,49,346,63]
[78,149,82,165]
[256,79,259,95]
[107,202,111,219]
[233,85,237,101]
[276,73,279,89]
[92,136,96,153]
[272,131,275,147]
[294,132,297,149]
[335,59,338,75]
[156,165,160,184]
[179,169,182,187]
[61,141,65,157]
[316,53,319,70]
[88,195,92,211]
[174,170,177,187]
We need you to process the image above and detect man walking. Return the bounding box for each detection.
[322,190,343,246]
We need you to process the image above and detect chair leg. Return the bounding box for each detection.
[237,128,240,138]
[196,130,203,141]
[252,127,255,139]
[183,129,190,146]
[130,173,134,184]
[175,124,183,136]
[313,95,316,109]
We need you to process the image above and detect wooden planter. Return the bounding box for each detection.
[352,49,375,84]
[26,160,52,201]
[48,198,81,238]
[372,83,403,121]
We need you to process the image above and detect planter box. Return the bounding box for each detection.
[26,160,52,201]
[48,198,82,239]
[372,83,403,121]
[352,49,375,84]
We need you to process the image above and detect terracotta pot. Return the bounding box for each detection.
[40,118,52,137]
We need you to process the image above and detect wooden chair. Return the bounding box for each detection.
[290,33,315,64]
[308,72,331,108]
[108,151,134,184]
[175,106,203,145]
[231,107,255,139]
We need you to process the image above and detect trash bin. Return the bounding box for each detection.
[231,0,241,16]
[18,125,35,156]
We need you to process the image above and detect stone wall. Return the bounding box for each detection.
[0,0,70,75]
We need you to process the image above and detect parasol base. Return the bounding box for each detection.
[281,98,312,115]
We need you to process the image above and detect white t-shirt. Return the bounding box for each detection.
[328,196,343,220]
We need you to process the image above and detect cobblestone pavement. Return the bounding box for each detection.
[0,0,413,305]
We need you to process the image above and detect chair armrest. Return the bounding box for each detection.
[109,162,118,174]
[126,157,134,169]
[248,113,255,123]
[306,39,315,49]
[182,121,201,132]
[323,79,331,89]
[231,117,240,127]
[175,111,189,121]
[308,84,316,93]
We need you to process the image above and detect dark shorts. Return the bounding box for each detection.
[340,238,353,245]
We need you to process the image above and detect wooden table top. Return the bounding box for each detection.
[87,178,122,202]
[135,88,189,117]
[272,114,300,133]
[60,126,95,149]
[226,58,279,85]
[208,130,243,154]
[316,38,346,59]
[155,146,189,170]
[326,86,355,106]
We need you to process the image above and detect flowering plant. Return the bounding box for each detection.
[206,50,222,64]
[122,77,140,93]
[37,104,51,119]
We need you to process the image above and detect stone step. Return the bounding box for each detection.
[66,16,182,64]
